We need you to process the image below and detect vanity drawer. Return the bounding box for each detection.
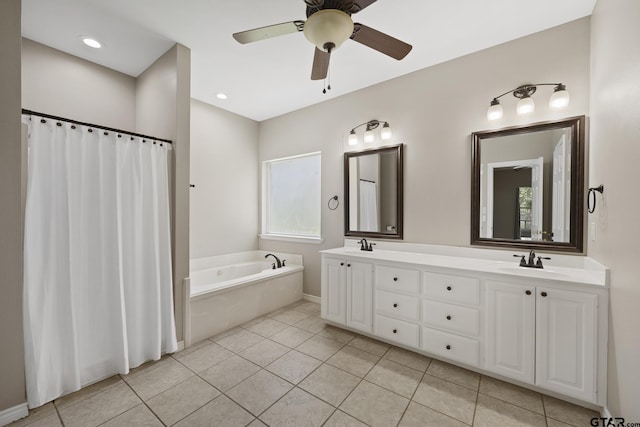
[421,327,479,367]
[375,290,419,321]
[376,265,420,294]
[422,300,480,336]
[422,272,480,305]
[375,314,419,348]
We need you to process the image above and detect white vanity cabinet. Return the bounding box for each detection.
[321,257,374,333]
[320,247,608,406]
[485,280,598,402]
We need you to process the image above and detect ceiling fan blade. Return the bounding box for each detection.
[311,47,331,80]
[233,21,304,44]
[350,0,377,13]
[351,23,412,60]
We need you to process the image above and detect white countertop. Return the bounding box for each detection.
[321,245,609,287]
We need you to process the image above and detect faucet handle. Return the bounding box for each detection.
[513,254,527,267]
[369,243,376,251]
[282,259,286,267]
[535,256,551,268]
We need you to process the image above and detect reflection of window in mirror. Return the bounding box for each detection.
[517,187,532,240]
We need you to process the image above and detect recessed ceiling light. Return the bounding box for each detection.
[82,37,102,49]
[216,93,228,100]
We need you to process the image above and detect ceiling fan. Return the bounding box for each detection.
[232,0,412,81]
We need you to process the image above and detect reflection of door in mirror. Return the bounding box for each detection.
[552,132,571,242]
[486,158,543,240]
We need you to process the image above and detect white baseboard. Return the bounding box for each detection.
[176,341,185,352]
[0,402,28,427]
[302,293,320,304]
[601,406,612,419]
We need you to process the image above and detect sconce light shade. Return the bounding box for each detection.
[549,84,570,109]
[364,129,375,143]
[303,9,354,51]
[516,96,535,115]
[348,130,358,146]
[380,122,392,140]
[487,99,503,121]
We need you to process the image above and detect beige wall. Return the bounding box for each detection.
[22,38,136,130]
[589,0,640,419]
[136,44,191,342]
[258,18,591,296]
[190,99,259,259]
[0,0,26,413]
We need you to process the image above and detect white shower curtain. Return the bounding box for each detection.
[22,115,177,408]
[359,180,378,232]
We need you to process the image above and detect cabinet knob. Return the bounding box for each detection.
[446,286,452,291]
[393,277,398,282]
[541,291,548,297]
[393,303,398,308]
[446,315,451,320]
[393,329,397,334]
[525,290,532,295]
[446,345,451,350]
[340,262,344,266]
[347,264,351,267]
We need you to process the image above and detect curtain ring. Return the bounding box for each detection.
[588,185,604,214]
[327,195,339,210]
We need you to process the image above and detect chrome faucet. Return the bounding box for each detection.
[265,253,282,269]
[358,239,375,251]
[513,249,551,269]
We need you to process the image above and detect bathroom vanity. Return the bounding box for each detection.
[320,242,608,407]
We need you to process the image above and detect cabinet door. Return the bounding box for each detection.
[321,258,347,324]
[485,281,535,383]
[346,261,374,333]
[536,287,597,402]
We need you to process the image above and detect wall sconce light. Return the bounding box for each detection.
[348,120,392,145]
[487,83,570,121]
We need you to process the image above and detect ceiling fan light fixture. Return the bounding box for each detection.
[303,9,354,51]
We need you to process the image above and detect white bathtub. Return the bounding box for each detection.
[187,251,303,344]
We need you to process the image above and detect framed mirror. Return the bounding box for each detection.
[471,116,585,252]
[344,144,403,239]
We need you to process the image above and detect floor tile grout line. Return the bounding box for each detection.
[118,374,168,427]
[52,399,66,427]
[393,354,431,427]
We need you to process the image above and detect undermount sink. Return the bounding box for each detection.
[497,266,569,279]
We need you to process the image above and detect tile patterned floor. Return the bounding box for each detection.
[10,300,600,427]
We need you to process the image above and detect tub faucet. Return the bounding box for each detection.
[265,253,282,268]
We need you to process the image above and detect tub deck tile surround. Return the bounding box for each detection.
[11,300,600,427]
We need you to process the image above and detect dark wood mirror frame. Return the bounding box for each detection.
[471,116,585,253]
[344,144,404,240]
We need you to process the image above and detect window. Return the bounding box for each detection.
[262,152,321,241]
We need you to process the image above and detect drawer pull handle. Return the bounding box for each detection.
[525,290,532,295]
[446,286,452,291]
[446,345,451,350]
[393,303,398,308]
[541,291,548,297]
[393,277,398,282]
[393,329,397,334]
[446,315,451,320]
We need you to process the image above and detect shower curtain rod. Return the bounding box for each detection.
[21,109,173,144]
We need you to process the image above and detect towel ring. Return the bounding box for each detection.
[327,195,339,210]
[588,185,604,214]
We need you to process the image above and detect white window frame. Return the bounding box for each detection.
[260,151,323,244]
